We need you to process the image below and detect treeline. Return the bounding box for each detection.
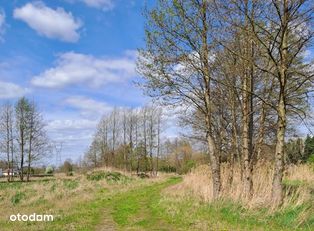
[83,105,313,175]
[136,0,314,206]
[82,106,208,174]
[83,106,162,175]
[0,97,50,181]
[286,135,314,164]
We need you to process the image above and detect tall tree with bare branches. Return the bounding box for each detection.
[138,0,222,198]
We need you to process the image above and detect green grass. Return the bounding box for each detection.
[0,181,23,190]
[1,175,313,230]
[35,177,181,231]
[110,176,182,230]
[62,179,79,190]
[10,191,26,205]
[47,175,314,230]
[156,197,314,230]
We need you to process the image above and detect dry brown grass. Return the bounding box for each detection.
[166,163,314,209]
[0,168,173,231]
[0,169,152,223]
[0,175,98,219]
[286,164,314,184]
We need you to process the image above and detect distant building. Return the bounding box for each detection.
[3,168,19,177]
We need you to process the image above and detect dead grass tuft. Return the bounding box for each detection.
[165,163,313,209]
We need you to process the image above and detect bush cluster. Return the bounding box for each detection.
[86,171,131,183]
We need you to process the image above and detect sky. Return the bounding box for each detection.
[0,0,160,164]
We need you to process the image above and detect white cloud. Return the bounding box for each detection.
[31,52,136,88]
[47,118,97,132]
[0,81,30,99]
[81,0,114,10]
[64,96,112,117]
[46,118,96,159]
[13,2,82,42]
[66,0,114,10]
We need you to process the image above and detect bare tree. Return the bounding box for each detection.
[137,0,222,198]
[156,108,162,176]
[15,97,31,181]
[0,103,15,181]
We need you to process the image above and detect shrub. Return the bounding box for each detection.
[66,171,74,176]
[180,160,196,174]
[86,171,107,181]
[86,171,131,183]
[105,172,123,182]
[159,166,177,173]
[45,166,54,174]
[137,172,150,178]
[62,160,73,174]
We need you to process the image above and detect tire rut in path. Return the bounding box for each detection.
[96,209,116,231]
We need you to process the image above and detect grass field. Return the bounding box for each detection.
[0,168,313,231]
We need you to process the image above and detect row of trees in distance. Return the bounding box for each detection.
[82,106,210,175]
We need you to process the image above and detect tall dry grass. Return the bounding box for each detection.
[0,168,151,221]
[166,163,313,209]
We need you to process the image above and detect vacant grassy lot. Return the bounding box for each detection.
[0,169,313,230]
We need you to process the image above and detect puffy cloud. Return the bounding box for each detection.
[0,81,30,99]
[64,96,112,117]
[47,118,97,132]
[31,52,136,88]
[13,2,82,42]
[46,118,96,158]
[66,0,114,10]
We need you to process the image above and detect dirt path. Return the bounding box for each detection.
[96,210,116,231]
[96,177,182,231]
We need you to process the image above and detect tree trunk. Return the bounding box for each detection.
[20,143,24,181]
[228,92,238,185]
[201,0,221,200]
[156,114,161,176]
[6,121,10,182]
[10,116,14,182]
[20,126,24,182]
[242,72,253,199]
[255,102,266,163]
[242,0,254,199]
[27,120,33,182]
[272,93,286,206]
[27,155,31,182]
[143,109,148,173]
[207,134,221,199]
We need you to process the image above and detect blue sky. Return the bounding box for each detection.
[0,0,158,164]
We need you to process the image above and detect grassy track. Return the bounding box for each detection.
[107,176,182,231]
[47,176,183,231]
